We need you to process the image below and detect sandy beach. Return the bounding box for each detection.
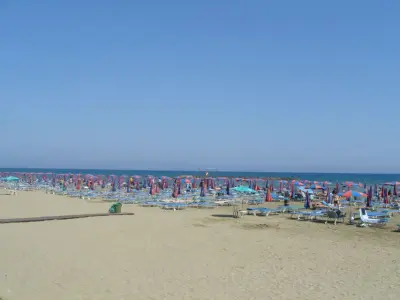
[0,190,399,300]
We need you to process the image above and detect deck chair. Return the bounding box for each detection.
[359,208,389,227]
[325,210,339,225]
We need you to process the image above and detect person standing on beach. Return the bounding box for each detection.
[333,194,339,207]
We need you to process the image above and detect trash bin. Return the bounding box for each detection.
[109,202,122,213]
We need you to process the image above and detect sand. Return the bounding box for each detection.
[0,190,399,300]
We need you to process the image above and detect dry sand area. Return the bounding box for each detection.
[0,191,399,300]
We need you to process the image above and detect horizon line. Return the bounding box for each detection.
[0,167,399,175]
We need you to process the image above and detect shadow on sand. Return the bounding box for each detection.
[211,214,234,218]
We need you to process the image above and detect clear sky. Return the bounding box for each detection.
[1,0,399,173]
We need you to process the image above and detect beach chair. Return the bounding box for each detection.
[289,211,312,220]
[325,210,344,225]
[256,208,280,217]
[321,201,335,208]
[8,189,17,196]
[233,206,247,218]
[359,208,389,227]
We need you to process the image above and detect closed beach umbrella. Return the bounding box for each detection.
[149,182,155,195]
[127,178,131,193]
[226,180,230,195]
[326,187,332,204]
[200,180,206,197]
[90,176,95,190]
[111,178,116,192]
[76,178,81,190]
[172,183,178,198]
[200,184,205,197]
[192,178,196,189]
[304,192,310,209]
[366,186,372,207]
[290,183,295,199]
[265,189,272,202]
[384,188,389,204]
[149,180,153,195]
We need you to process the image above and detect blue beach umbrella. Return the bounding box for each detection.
[200,181,206,197]
[2,176,19,182]
[338,190,367,198]
[232,186,256,193]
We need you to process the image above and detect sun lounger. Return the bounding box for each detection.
[277,205,300,213]
[141,201,160,207]
[214,200,232,206]
[290,211,313,220]
[246,207,277,216]
[188,202,216,209]
[8,189,17,196]
[290,210,326,220]
[325,210,346,225]
[359,208,389,227]
[256,208,281,216]
[161,203,187,211]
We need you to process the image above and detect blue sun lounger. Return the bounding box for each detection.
[290,210,326,220]
[162,203,188,210]
[246,207,281,216]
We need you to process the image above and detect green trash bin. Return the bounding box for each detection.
[109,202,122,213]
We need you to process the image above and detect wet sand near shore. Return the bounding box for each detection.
[0,191,399,300]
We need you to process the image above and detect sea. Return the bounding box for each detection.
[0,168,399,185]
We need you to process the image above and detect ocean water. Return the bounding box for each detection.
[0,168,399,184]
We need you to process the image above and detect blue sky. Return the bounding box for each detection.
[1,0,399,172]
